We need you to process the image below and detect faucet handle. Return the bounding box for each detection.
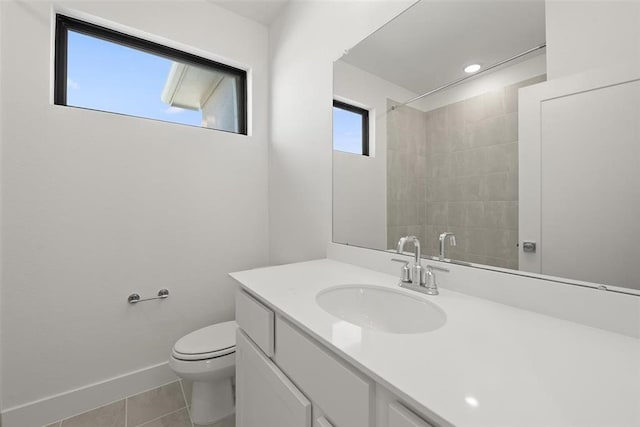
[391,258,412,283]
[423,269,439,295]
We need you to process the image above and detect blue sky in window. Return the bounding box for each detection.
[66,31,202,126]
[333,107,363,154]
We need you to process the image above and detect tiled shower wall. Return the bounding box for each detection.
[387,75,546,269]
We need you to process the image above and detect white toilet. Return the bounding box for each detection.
[169,321,237,425]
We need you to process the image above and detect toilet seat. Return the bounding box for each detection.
[172,321,237,361]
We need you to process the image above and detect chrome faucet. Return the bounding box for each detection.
[396,235,425,286]
[439,232,456,261]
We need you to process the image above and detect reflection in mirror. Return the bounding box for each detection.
[385,73,545,270]
[332,0,640,293]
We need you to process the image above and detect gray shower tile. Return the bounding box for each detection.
[61,400,125,427]
[480,173,512,201]
[447,202,465,227]
[482,201,506,229]
[425,180,434,202]
[485,229,519,260]
[429,152,451,179]
[504,142,519,174]
[426,127,448,155]
[415,180,427,203]
[427,202,448,226]
[387,148,403,174]
[483,88,506,119]
[416,203,428,226]
[464,93,485,123]
[464,201,485,228]
[470,115,510,147]
[458,176,482,202]
[388,227,400,249]
[448,127,467,151]
[427,105,447,132]
[405,179,418,203]
[486,144,510,174]
[414,155,427,178]
[466,228,490,257]
[405,202,418,226]
[127,381,186,427]
[44,423,61,427]
[505,112,518,143]
[421,226,438,256]
[506,172,518,200]
[504,201,519,230]
[446,100,466,129]
[387,201,401,227]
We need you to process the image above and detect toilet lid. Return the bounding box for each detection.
[172,321,237,361]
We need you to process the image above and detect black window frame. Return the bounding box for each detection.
[54,14,248,135]
[333,99,370,156]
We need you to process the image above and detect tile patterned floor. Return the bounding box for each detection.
[43,380,234,427]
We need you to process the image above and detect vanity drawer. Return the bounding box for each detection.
[236,289,274,357]
[275,317,374,427]
[388,402,434,427]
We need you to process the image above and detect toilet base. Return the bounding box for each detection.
[190,377,235,425]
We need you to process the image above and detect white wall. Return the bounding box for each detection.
[546,0,640,79]
[268,0,416,265]
[0,0,269,415]
[333,61,418,250]
[540,79,640,290]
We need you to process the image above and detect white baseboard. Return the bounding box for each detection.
[1,361,178,427]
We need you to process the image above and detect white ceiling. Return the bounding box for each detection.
[211,0,289,25]
[341,0,546,95]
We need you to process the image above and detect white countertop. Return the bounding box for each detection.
[230,259,640,427]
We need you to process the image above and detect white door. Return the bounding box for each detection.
[236,330,312,427]
[519,65,640,288]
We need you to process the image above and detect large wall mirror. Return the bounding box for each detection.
[332,0,640,294]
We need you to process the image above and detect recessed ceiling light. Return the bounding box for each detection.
[464,64,481,74]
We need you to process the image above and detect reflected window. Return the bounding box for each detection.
[54,15,247,134]
[333,100,369,156]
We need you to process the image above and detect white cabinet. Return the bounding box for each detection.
[388,402,434,427]
[235,290,440,427]
[316,416,335,427]
[236,330,311,427]
[275,318,374,427]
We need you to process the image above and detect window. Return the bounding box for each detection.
[54,15,247,134]
[332,100,369,156]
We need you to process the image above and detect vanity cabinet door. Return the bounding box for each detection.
[316,416,335,427]
[275,317,374,427]
[388,402,434,427]
[236,330,312,427]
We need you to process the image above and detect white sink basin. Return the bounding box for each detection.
[316,285,446,334]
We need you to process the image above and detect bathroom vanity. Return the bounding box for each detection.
[231,259,640,427]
